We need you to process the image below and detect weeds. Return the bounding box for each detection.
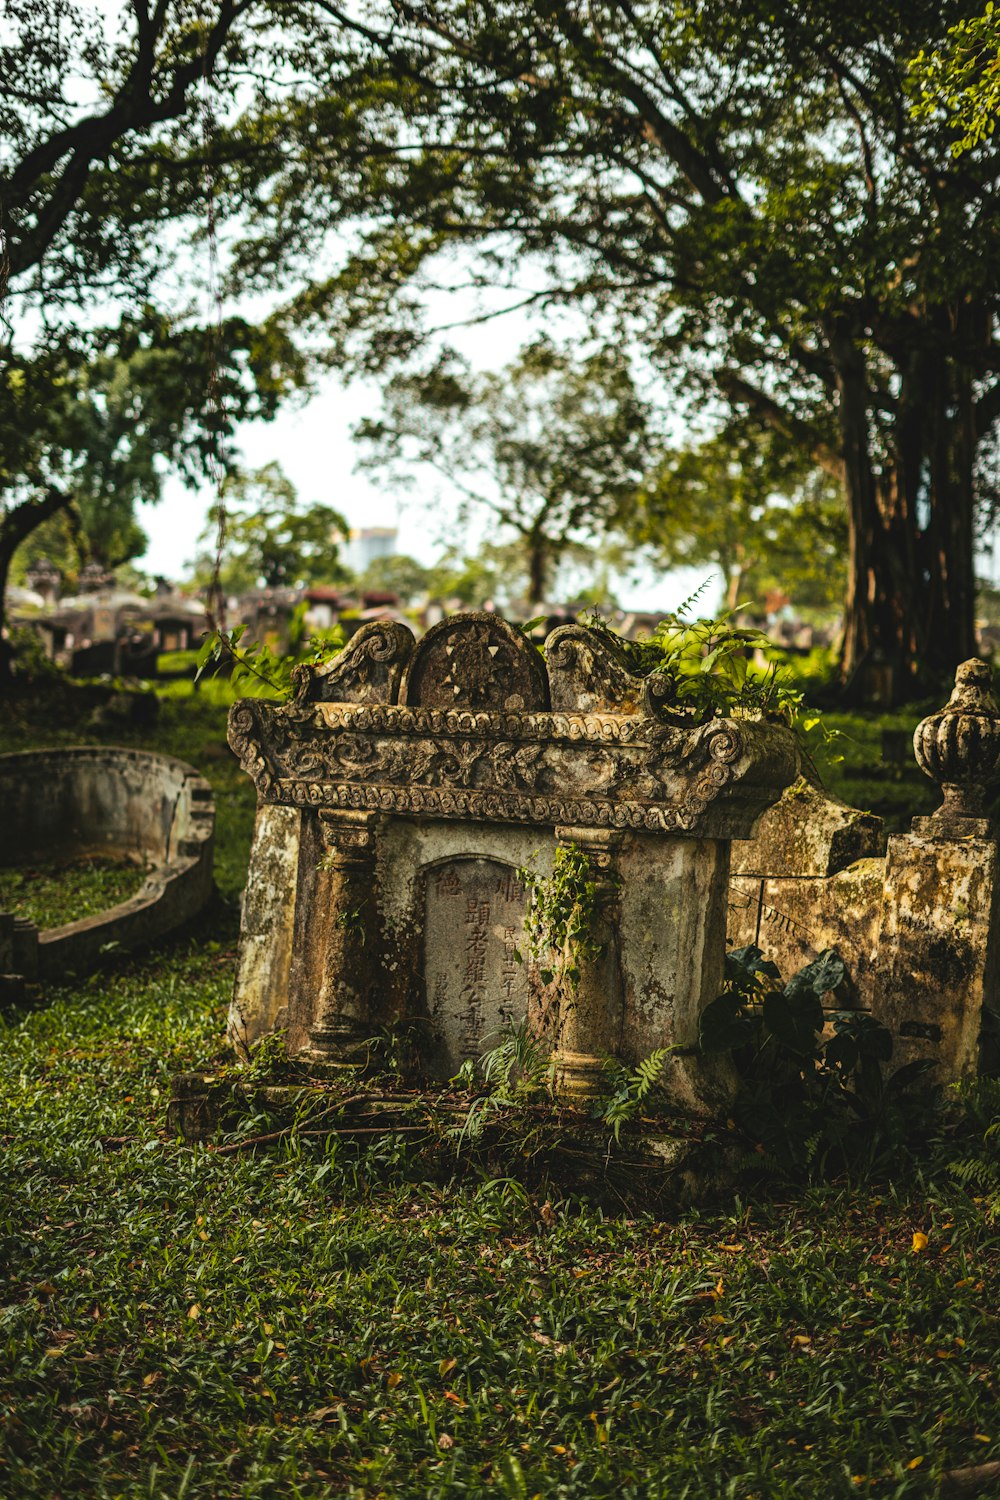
[700,946,935,1179]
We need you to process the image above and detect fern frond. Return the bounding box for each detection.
[633,1049,670,1099]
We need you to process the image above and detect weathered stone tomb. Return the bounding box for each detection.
[729,659,1000,1087]
[227,613,798,1109]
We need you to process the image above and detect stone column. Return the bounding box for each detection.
[304,810,381,1062]
[228,803,302,1059]
[547,826,624,1100]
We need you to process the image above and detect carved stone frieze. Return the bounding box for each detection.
[228,695,798,839]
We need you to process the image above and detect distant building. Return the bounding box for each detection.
[342,526,398,575]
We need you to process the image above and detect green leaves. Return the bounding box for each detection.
[353,338,653,602]
[192,463,349,596]
[597,1048,672,1142]
[699,943,924,1178]
[196,621,346,700]
[517,844,603,1003]
[910,6,1000,155]
[581,605,804,727]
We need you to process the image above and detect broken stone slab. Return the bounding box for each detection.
[0,747,215,983]
[728,858,885,1009]
[730,774,885,880]
[871,827,1000,1082]
[730,660,1000,1088]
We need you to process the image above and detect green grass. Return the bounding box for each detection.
[0,856,148,929]
[813,707,939,835]
[4,680,1000,1496]
[4,947,1000,1498]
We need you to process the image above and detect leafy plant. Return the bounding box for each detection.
[578,599,844,780]
[580,597,795,724]
[942,1076,1000,1220]
[597,1048,673,1143]
[479,1020,553,1097]
[195,622,345,700]
[700,945,935,1178]
[453,1019,552,1144]
[241,1030,291,1086]
[516,844,603,1003]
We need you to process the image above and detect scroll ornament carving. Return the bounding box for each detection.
[227,695,797,837]
[292,620,415,706]
[545,625,643,714]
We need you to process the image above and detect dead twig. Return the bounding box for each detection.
[212,1122,431,1153]
[208,1093,375,1154]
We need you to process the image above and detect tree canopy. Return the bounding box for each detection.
[192,462,348,594]
[912,5,1000,154]
[0,0,310,669]
[355,339,652,603]
[240,0,1000,697]
[626,423,847,617]
[6,3,1000,695]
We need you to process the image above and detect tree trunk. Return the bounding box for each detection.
[527,532,549,607]
[0,486,71,688]
[834,328,978,705]
[724,547,750,614]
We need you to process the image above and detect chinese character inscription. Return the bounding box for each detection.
[424,857,529,1076]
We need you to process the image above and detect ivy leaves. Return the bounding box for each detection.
[516,844,603,997]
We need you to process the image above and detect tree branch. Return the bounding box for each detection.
[0,485,71,563]
[5,0,249,281]
[716,371,844,481]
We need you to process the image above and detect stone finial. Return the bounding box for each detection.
[913,659,1000,829]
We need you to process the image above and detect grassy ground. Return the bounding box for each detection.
[0,857,148,929]
[3,681,1000,1497]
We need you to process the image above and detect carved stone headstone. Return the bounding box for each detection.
[423,857,529,1076]
[400,612,549,712]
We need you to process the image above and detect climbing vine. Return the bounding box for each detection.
[516,843,604,1007]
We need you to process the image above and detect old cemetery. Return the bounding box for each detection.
[4,617,1000,1498]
